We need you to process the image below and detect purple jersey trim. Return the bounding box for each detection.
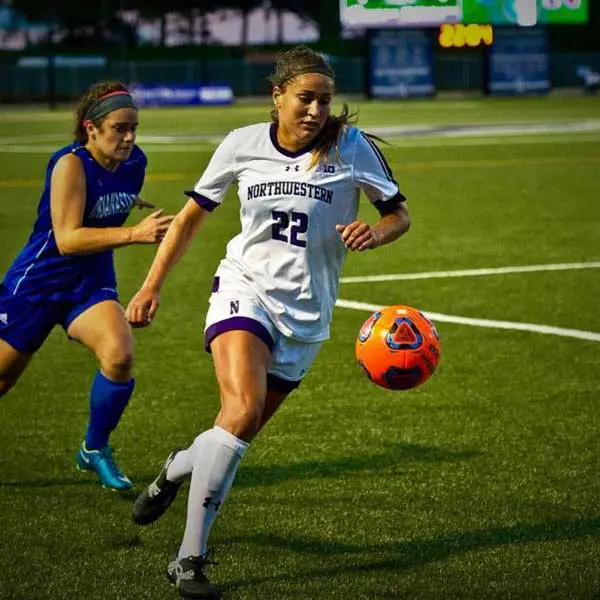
[267,373,301,393]
[184,190,219,212]
[373,192,406,216]
[269,122,320,158]
[205,317,275,353]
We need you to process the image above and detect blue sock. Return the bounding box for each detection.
[84,371,135,450]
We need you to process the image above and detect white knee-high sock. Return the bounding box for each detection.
[178,425,249,559]
[166,430,211,484]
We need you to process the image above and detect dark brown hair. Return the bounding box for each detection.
[269,46,358,169]
[73,81,130,144]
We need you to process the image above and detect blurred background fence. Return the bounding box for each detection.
[3,52,600,101]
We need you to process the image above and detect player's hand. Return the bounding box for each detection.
[133,195,156,210]
[125,287,160,328]
[336,221,380,251]
[131,209,175,244]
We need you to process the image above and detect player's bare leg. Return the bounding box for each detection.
[258,387,289,432]
[211,329,271,441]
[0,339,32,398]
[68,300,134,383]
[67,300,135,490]
[211,385,288,437]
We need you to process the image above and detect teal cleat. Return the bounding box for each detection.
[76,442,133,491]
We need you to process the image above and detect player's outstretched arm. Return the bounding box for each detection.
[336,202,410,252]
[51,154,174,255]
[126,199,210,327]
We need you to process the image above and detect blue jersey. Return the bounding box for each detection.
[1,143,147,302]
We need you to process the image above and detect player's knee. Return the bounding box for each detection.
[219,397,263,439]
[98,343,134,380]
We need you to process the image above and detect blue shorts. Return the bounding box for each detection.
[0,286,119,354]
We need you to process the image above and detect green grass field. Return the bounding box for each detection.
[0,95,599,600]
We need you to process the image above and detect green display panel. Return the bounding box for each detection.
[462,0,589,25]
[346,0,458,7]
[341,0,461,28]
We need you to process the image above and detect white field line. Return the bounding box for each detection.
[389,134,600,148]
[2,119,600,154]
[0,143,220,154]
[336,299,600,343]
[0,134,66,144]
[340,262,600,284]
[368,119,600,138]
[2,135,600,154]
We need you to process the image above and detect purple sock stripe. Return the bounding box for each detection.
[205,317,275,353]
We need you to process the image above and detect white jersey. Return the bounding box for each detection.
[187,122,402,342]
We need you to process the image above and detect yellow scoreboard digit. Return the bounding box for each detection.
[439,24,494,49]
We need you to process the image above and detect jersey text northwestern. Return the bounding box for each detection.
[247,181,333,205]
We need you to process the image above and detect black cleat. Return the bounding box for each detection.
[167,554,221,599]
[132,448,185,526]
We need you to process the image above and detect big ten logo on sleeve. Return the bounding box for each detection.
[316,164,336,173]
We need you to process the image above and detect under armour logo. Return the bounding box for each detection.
[230,300,239,315]
[285,165,300,172]
[0,313,7,325]
[202,496,222,512]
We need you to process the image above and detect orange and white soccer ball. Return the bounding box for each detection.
[355,305,441,390]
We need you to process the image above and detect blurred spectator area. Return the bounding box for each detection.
[0,2,599,101]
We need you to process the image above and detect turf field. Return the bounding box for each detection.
[0,95,599,600]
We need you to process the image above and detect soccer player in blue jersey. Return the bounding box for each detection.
[126,47,410,599]
[0,81,174,491]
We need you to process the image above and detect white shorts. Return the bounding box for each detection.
[204,276,323,392]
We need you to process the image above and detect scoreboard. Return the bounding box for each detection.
[462,0,588,25]
[354,0,585,98]
[341,0,461,28]
[341,0,588,28]
[438,23,494,47]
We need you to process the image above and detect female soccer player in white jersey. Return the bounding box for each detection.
[0,81,174,491]
[126,46,410,599]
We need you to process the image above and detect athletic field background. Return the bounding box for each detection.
[0,96,599,599]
